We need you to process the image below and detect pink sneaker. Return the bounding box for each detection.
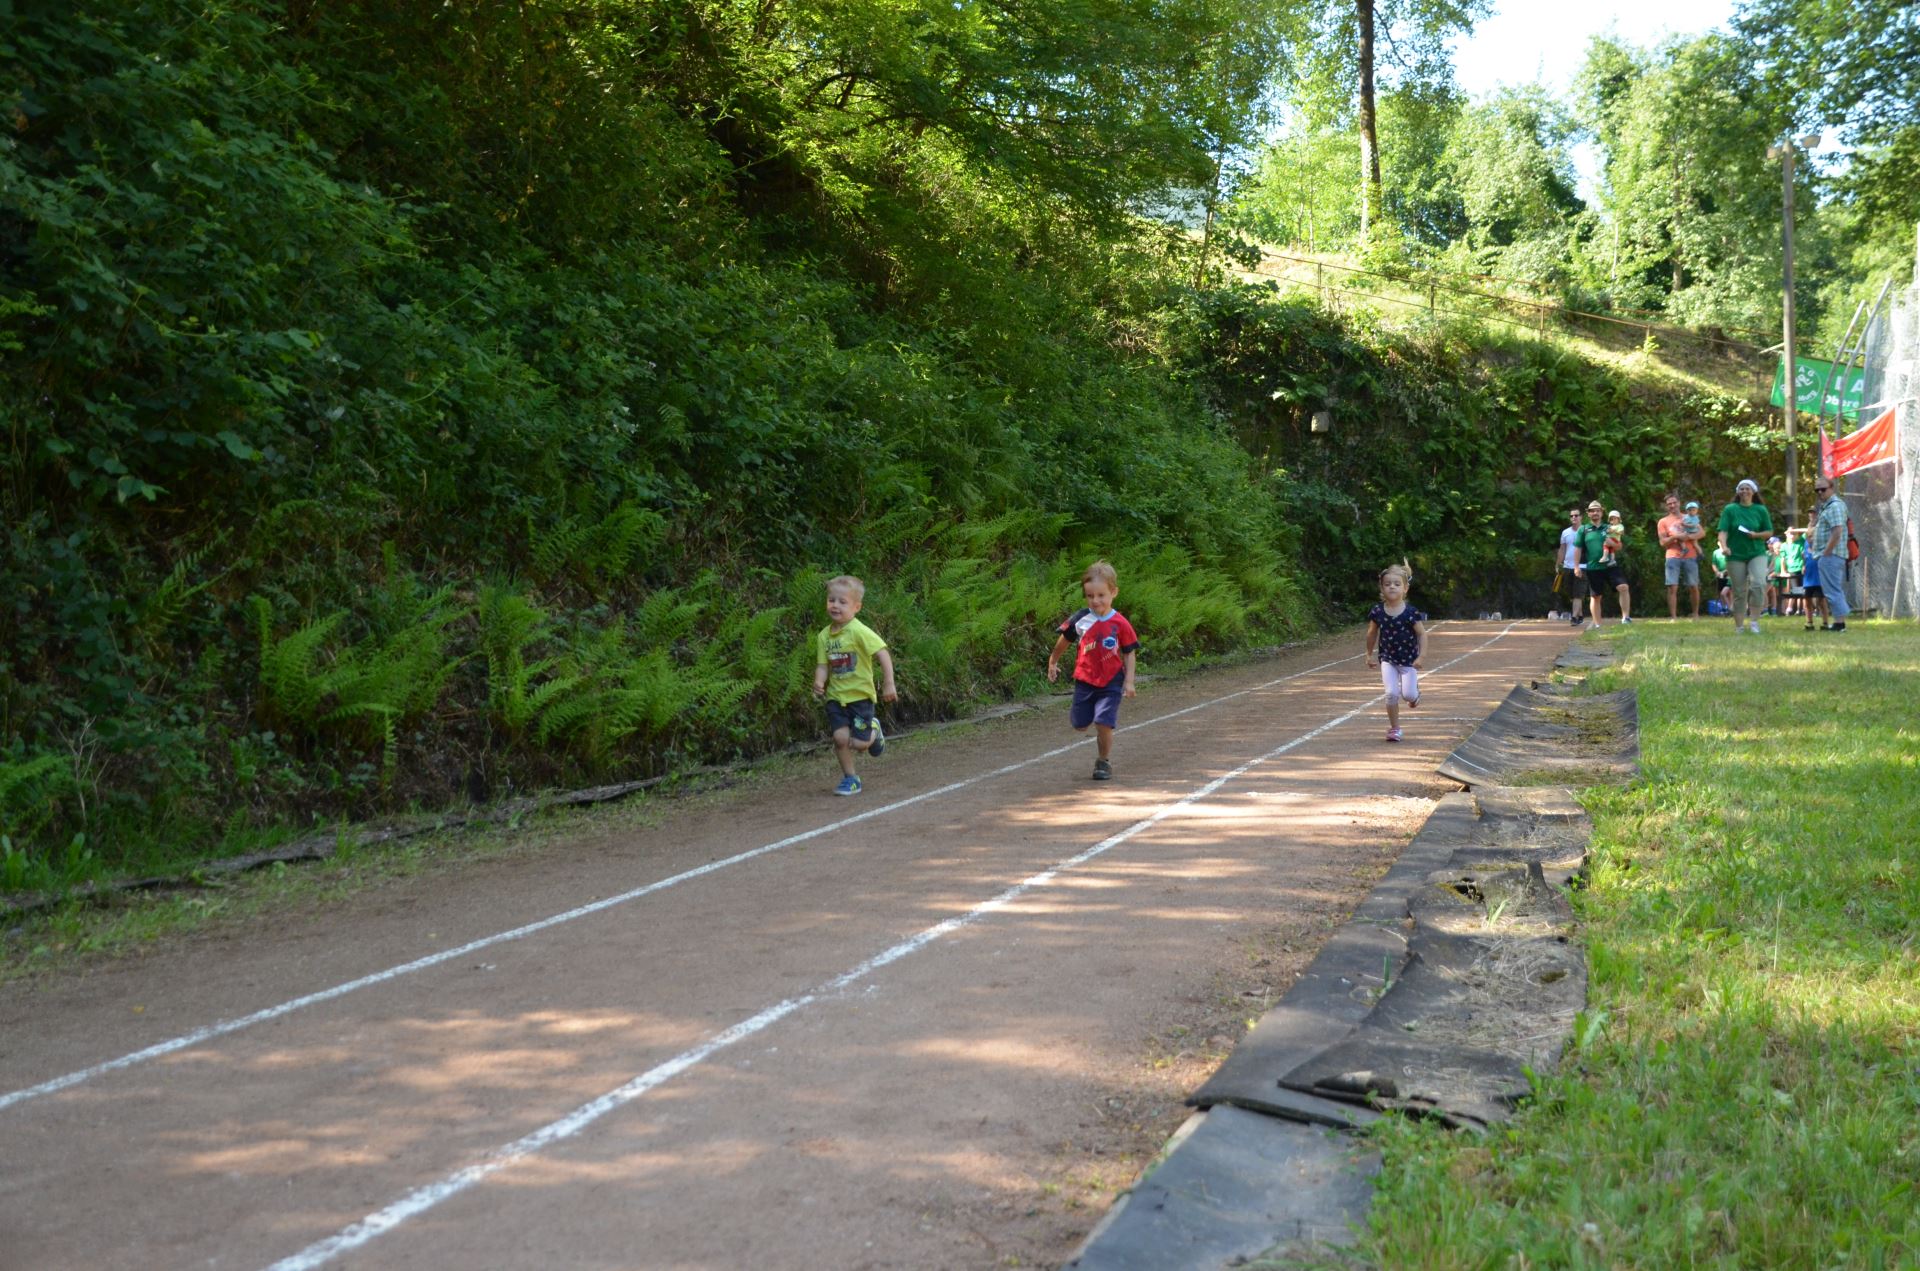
[1386,727,1403,743]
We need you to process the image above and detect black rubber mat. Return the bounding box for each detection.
[1189,795,1477,1118]
[1552,645,1615,671]
[1436,684,1638,787]
[1408,860,1577,935]
[1282,865,1585,1127]
[1431,786,1591,886]
[1063,1106,1379,1270]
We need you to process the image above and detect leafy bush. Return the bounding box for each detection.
[0,0,1760,884]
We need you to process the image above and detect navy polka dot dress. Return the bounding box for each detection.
[1368,604,1425,666]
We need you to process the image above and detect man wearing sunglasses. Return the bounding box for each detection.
[1809,478,1851,631]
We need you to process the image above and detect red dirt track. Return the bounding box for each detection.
[0,620,1574,1270]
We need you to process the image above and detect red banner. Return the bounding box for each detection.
[1821,406,1898,478]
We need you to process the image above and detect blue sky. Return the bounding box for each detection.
[1449,0,1740,200]
[1450,0,1739,101]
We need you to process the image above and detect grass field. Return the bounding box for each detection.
[1342,617,1920,1267]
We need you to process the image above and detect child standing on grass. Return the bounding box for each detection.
[812,575,897,796]
[1365,562,1427,744]
[1047,560,1138,782]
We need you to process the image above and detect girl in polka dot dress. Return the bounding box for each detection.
[1365,562,1428,743]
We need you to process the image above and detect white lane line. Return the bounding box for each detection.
[259,625,1519,1271]
[4,648,1392,1113]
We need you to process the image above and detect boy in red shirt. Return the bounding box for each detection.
[1047,560,1139,781]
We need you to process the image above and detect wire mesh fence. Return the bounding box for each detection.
[1840,272,1919,619]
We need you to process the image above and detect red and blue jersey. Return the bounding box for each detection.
[1058,608,1138,688]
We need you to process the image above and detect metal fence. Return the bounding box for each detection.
[1834,261,1919,620]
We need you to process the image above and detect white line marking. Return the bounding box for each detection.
[259,626,1518,1271]
[5,647,1406,1112]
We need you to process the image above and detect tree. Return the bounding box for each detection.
[1291,0,1489,244]
[1576,34,1789,329]
[1734,0,1920,339]
[1442,86,1583,279]
[1227,85,1464,252]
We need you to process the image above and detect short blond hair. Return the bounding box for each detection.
[826,574,865,601]
[1379,561,1412,588]
[1083,559,1118,589]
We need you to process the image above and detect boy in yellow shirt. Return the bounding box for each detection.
[812,575,898,796]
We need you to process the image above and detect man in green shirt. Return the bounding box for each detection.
[1573,500,1631,627]
[1716,478,1774,633]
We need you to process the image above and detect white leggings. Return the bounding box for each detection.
[1381,662,1419,704]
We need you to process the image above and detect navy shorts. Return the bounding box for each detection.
[825,699,877,741]
[1070,678,1124,730]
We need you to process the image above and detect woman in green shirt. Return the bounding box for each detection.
[1717,478,1774,634]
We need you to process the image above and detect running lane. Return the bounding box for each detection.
[0,621,1573,1270]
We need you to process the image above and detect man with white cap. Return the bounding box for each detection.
[1716,478,1774,633]
[1573,499,1631,627]
[1809,475,1850,631]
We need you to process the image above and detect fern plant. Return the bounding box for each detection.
[0,752,74,846]
[529,502,667,595]
[250,583,469,781]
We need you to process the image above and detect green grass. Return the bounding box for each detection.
[1345,618,1920,1268]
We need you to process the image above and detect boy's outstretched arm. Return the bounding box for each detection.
[1364,620,1380,668]
[1121,649,1136,697]
[874,647,898,702]
[1046,634,1071,682]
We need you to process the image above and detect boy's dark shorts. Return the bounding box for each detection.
[1070,678,1124,730]
[825,698,877,742]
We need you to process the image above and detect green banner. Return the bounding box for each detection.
[1772,356,1865,419]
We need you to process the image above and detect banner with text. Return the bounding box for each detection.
[1772,356,1866,419]
[1820,407,1898,478]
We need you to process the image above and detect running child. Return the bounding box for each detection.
[812,575,897,796]
[1047,560,1138,781]
[1365,562,1428,744]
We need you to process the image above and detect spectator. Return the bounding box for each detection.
[1716,478,1773,634]
[1556,508,1587,626]
[1809,476,1851,632]
[1656,492,1704,619]
[1780,529,1806,617]
[1800,512,1830,630]
[1711,543,1731,610]
[1574,499,1631,627]
[1765,537,1785,616]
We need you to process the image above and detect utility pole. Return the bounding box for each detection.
[1769,134,1820,522]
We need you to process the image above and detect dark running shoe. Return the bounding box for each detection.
[1092,758,1113,781]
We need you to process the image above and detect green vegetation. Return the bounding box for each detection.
[1229,5,1915,346]
[1352,621,1920,1265]
[5,0,1881,892]
[0,0,1316,886]
[1173,288,1764,616]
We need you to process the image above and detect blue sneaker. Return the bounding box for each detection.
[834,774,862,796]
[866,719,884,758]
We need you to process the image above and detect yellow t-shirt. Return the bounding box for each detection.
[817,618,888,705]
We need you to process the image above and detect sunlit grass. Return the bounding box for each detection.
[1345,619,1920,1267]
